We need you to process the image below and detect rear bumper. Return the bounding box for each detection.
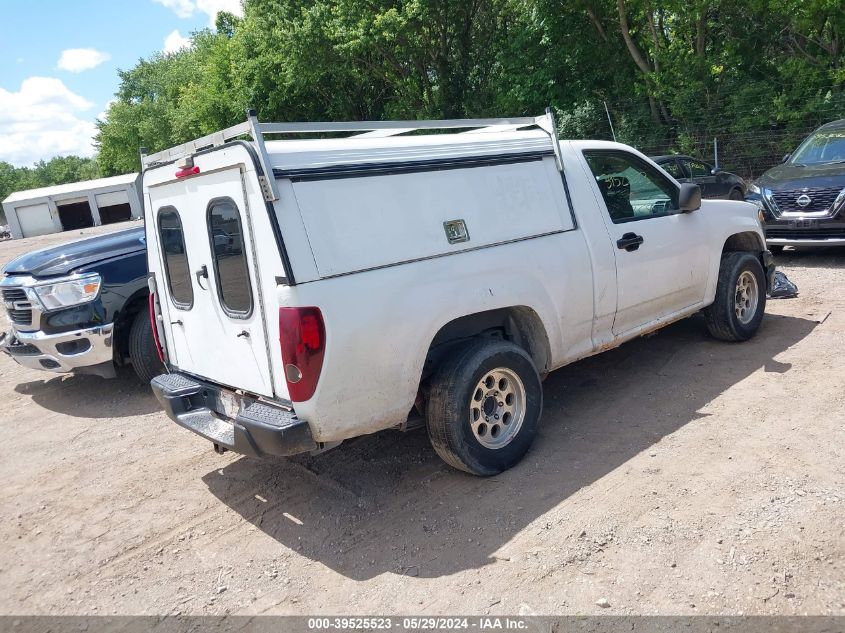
[150,372,317,458]
[1,323,114,373]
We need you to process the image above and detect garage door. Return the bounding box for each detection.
[16,203,55,237]
[96,190,132,224]
[95,190,130,208]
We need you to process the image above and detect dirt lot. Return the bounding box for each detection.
[0,223,842,616]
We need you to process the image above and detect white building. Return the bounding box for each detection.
[2,173,142,239]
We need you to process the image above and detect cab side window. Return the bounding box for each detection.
[661,159,684,180]
[683,159,711,178]
[158,207,193,308]
[584,151,679,223]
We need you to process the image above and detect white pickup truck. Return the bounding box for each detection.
[142,110,774,476]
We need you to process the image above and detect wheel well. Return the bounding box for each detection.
[113,290,149,363]
[422,306,552,383]
[723,231,764,254]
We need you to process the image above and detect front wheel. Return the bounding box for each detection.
[729,188,745,201]
[425,339,542,476]
[128,309,165,383]
[703,251,766,342]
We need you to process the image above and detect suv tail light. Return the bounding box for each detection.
[148,292,165,363]
[279,307,325,402]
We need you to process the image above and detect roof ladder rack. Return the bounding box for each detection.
[140,109,563,202]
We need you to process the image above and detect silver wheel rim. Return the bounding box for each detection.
[469,367,526,449]
[735,270,759,325]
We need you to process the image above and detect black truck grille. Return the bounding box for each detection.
[1,288,33,326]
[770,187,843,214]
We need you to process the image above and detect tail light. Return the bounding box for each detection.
[148,292,165,363]
[279,307,325,402]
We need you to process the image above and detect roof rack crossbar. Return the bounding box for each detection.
[258,116,539,135]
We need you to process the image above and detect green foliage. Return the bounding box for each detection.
[93,0,845,178]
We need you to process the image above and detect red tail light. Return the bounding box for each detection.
[279,307,325,402]
[148,292,165,363]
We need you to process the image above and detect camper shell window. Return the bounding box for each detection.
[158,207,194,309]
[207,198,252,317]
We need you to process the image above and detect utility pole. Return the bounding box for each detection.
[603,101,617,142]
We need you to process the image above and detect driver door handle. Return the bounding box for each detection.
[617,232,644,252]
[194,265,209,289]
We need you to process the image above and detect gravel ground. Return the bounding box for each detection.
[0,223,842,616]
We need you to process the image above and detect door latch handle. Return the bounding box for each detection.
[616,232,644,252]
[237,330,250,338]
[194,265,209,289]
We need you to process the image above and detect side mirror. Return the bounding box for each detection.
[678,183,702,212]
[782,153,791,163]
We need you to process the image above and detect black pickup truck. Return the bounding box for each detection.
[0,227,162,381]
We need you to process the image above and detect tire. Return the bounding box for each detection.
[729,188,745,201]
[426,338,542,476]
[128,309,165,383]
[703,251,766,342]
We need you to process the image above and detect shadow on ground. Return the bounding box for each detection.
[202,313,816,580]
[13,366,159,418]
[774,245,845,269]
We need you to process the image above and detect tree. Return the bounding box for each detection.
[93,0,845,178]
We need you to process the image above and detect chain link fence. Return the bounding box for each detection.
[557,88,845,181]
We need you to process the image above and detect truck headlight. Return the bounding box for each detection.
[745,182,767,214]
[30,273,102,311]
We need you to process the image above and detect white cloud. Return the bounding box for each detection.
[0,77,97,166]
[153,0,243,25]
[163,29,192,54]
[57,48,111,73]
[97,99,117,122]
[153,0,195,18]
[196,0,243,21]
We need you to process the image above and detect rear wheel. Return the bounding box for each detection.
[128,309,165,383]
[703,251,766,341]
[729,188,744,201]
[426,339,542,476]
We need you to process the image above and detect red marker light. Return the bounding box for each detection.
[175,165,200,178]
[148,292,165,363]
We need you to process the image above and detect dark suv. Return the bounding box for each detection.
[747,119,845,250]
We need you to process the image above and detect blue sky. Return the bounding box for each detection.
[0,0,242,166]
